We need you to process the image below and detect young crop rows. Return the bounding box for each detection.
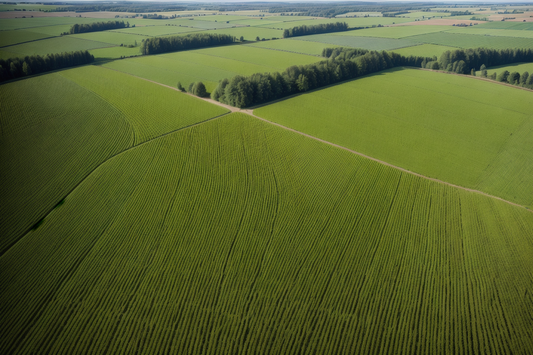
[1,113,532,354]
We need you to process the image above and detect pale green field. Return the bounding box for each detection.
[103,45,321,92]
[22,24,72,36]
[334,25,451,38]
[59,66,228,144]
[2,112,532,354]
[255,68,533,207]
[479,62,533,76]
[0,29,52,47]
[445,27,533,38]
[246,39,338,56]
[390,44,458,58]
[0,36,111,59]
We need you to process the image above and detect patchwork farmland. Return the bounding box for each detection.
[1,2,533,354]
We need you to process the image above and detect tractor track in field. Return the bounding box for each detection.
[102,66,532,213]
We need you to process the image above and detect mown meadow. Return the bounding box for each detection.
[1,113,532,354]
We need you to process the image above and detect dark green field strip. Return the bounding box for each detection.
[1,113,532,354]
[0,29,53,48]
[407,32,533,49]
[292,34,418,51]
[0,73,134,255]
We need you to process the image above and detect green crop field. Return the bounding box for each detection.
[0,36,111,59]
[0,73,133,252]
[71,31,148,46]
[478,62,533,76]
[59,66,228,144]
[111,25,199,36]
[292,34,418,51]
[103,45,321,92]
[1,113,532,354]
[390,43,457,58]
[246,38,338,56]
[0,16,99,31]
[89,46,142,59]
[0,29,52,47]
[21,24,72,36]
[254,68,533,208]
[201,26,283,41]
[445,27,533,39]
[401,11,451,18]
[0,65,227,254]
[476,21,533,30]
[409,32,533,49]
[334,25,451,39]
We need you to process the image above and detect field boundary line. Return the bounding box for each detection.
[8,105,232,257]
[245,112,531,213]
[103,65,532,213]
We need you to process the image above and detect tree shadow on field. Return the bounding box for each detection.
[247,66,408,110]
[92,57,118,66]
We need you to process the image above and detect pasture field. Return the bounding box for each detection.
[445,27,533,39]
[0,29,52,47]
[390,44,457,58]
[246,39,339,56]
[477,62,533,76]
[103,45,320,92]
[292,34,417,51]
[0,73,134,254]
[334,25,451,39]
[59,66,228,144]
[72,31,147,46]
[336,12,382,17]
[22,24,72,36]
[0,36,111,59]
[407,32,533,49]
[1,113,532,354]
[254,68,533,208]
[226,18,283,27]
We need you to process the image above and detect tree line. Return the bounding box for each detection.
[64,21,129,35]
[479,66,533,88]
[421,47,533,74]
[268,4,418,18]
[283,22,349,38]
[211,48,432,108]
[140,33,235,55]
[0,50,94,83]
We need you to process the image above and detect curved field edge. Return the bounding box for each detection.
[0,73,134,254]
[1,113,532,354]
[253,68,533,208]
[0,66,229,255]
